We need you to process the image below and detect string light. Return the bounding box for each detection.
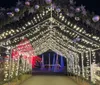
[0,2,100,83]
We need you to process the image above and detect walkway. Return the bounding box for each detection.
[20,75,78,85]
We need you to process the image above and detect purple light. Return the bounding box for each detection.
[7,12,14,17]
[25,1,30,6]
[52,4,56,9]
[45,0,52,4]
[76,37,80,41]
[75,7,81,12]
[73,37,81,43]
[15,8,20,12]
[92,15,100,22]
[56,8,61,13]
[35,5,40,9]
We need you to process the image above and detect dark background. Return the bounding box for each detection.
[0,0,100,14]
[39,50,67,66]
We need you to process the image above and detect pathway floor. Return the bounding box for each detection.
[20,75,78,85]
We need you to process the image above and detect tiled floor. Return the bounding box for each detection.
[20,75,78,85]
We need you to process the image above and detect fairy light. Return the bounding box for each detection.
[0,2,100,84]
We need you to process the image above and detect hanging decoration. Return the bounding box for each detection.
[15,8,20,13]
[7,12,14,17]
[75,7,81,13]
[56,8,61,13]
[92,15,100,22]
[45,0,52,4]
[35,5,40,9]
[0,0,99,31]
[25,1,30,6]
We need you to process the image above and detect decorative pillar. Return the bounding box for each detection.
[72,54,75,74]
[67,53,70,74]
[66,57,68,74]
[8,47,12,80]
[25,56,28,72]
[11,57,15,77]
[85,49,92,81]
[76,53,79,75]
[67,53,71,74]
[85,51,89,80]
[89,49,92,81]
[81,52,85,77]
[23,58,26,73]
[92,51,96,64]
[91,50,96,83]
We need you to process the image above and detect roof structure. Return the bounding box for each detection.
[0,0,100,57]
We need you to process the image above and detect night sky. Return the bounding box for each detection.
[0,0,100,14]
